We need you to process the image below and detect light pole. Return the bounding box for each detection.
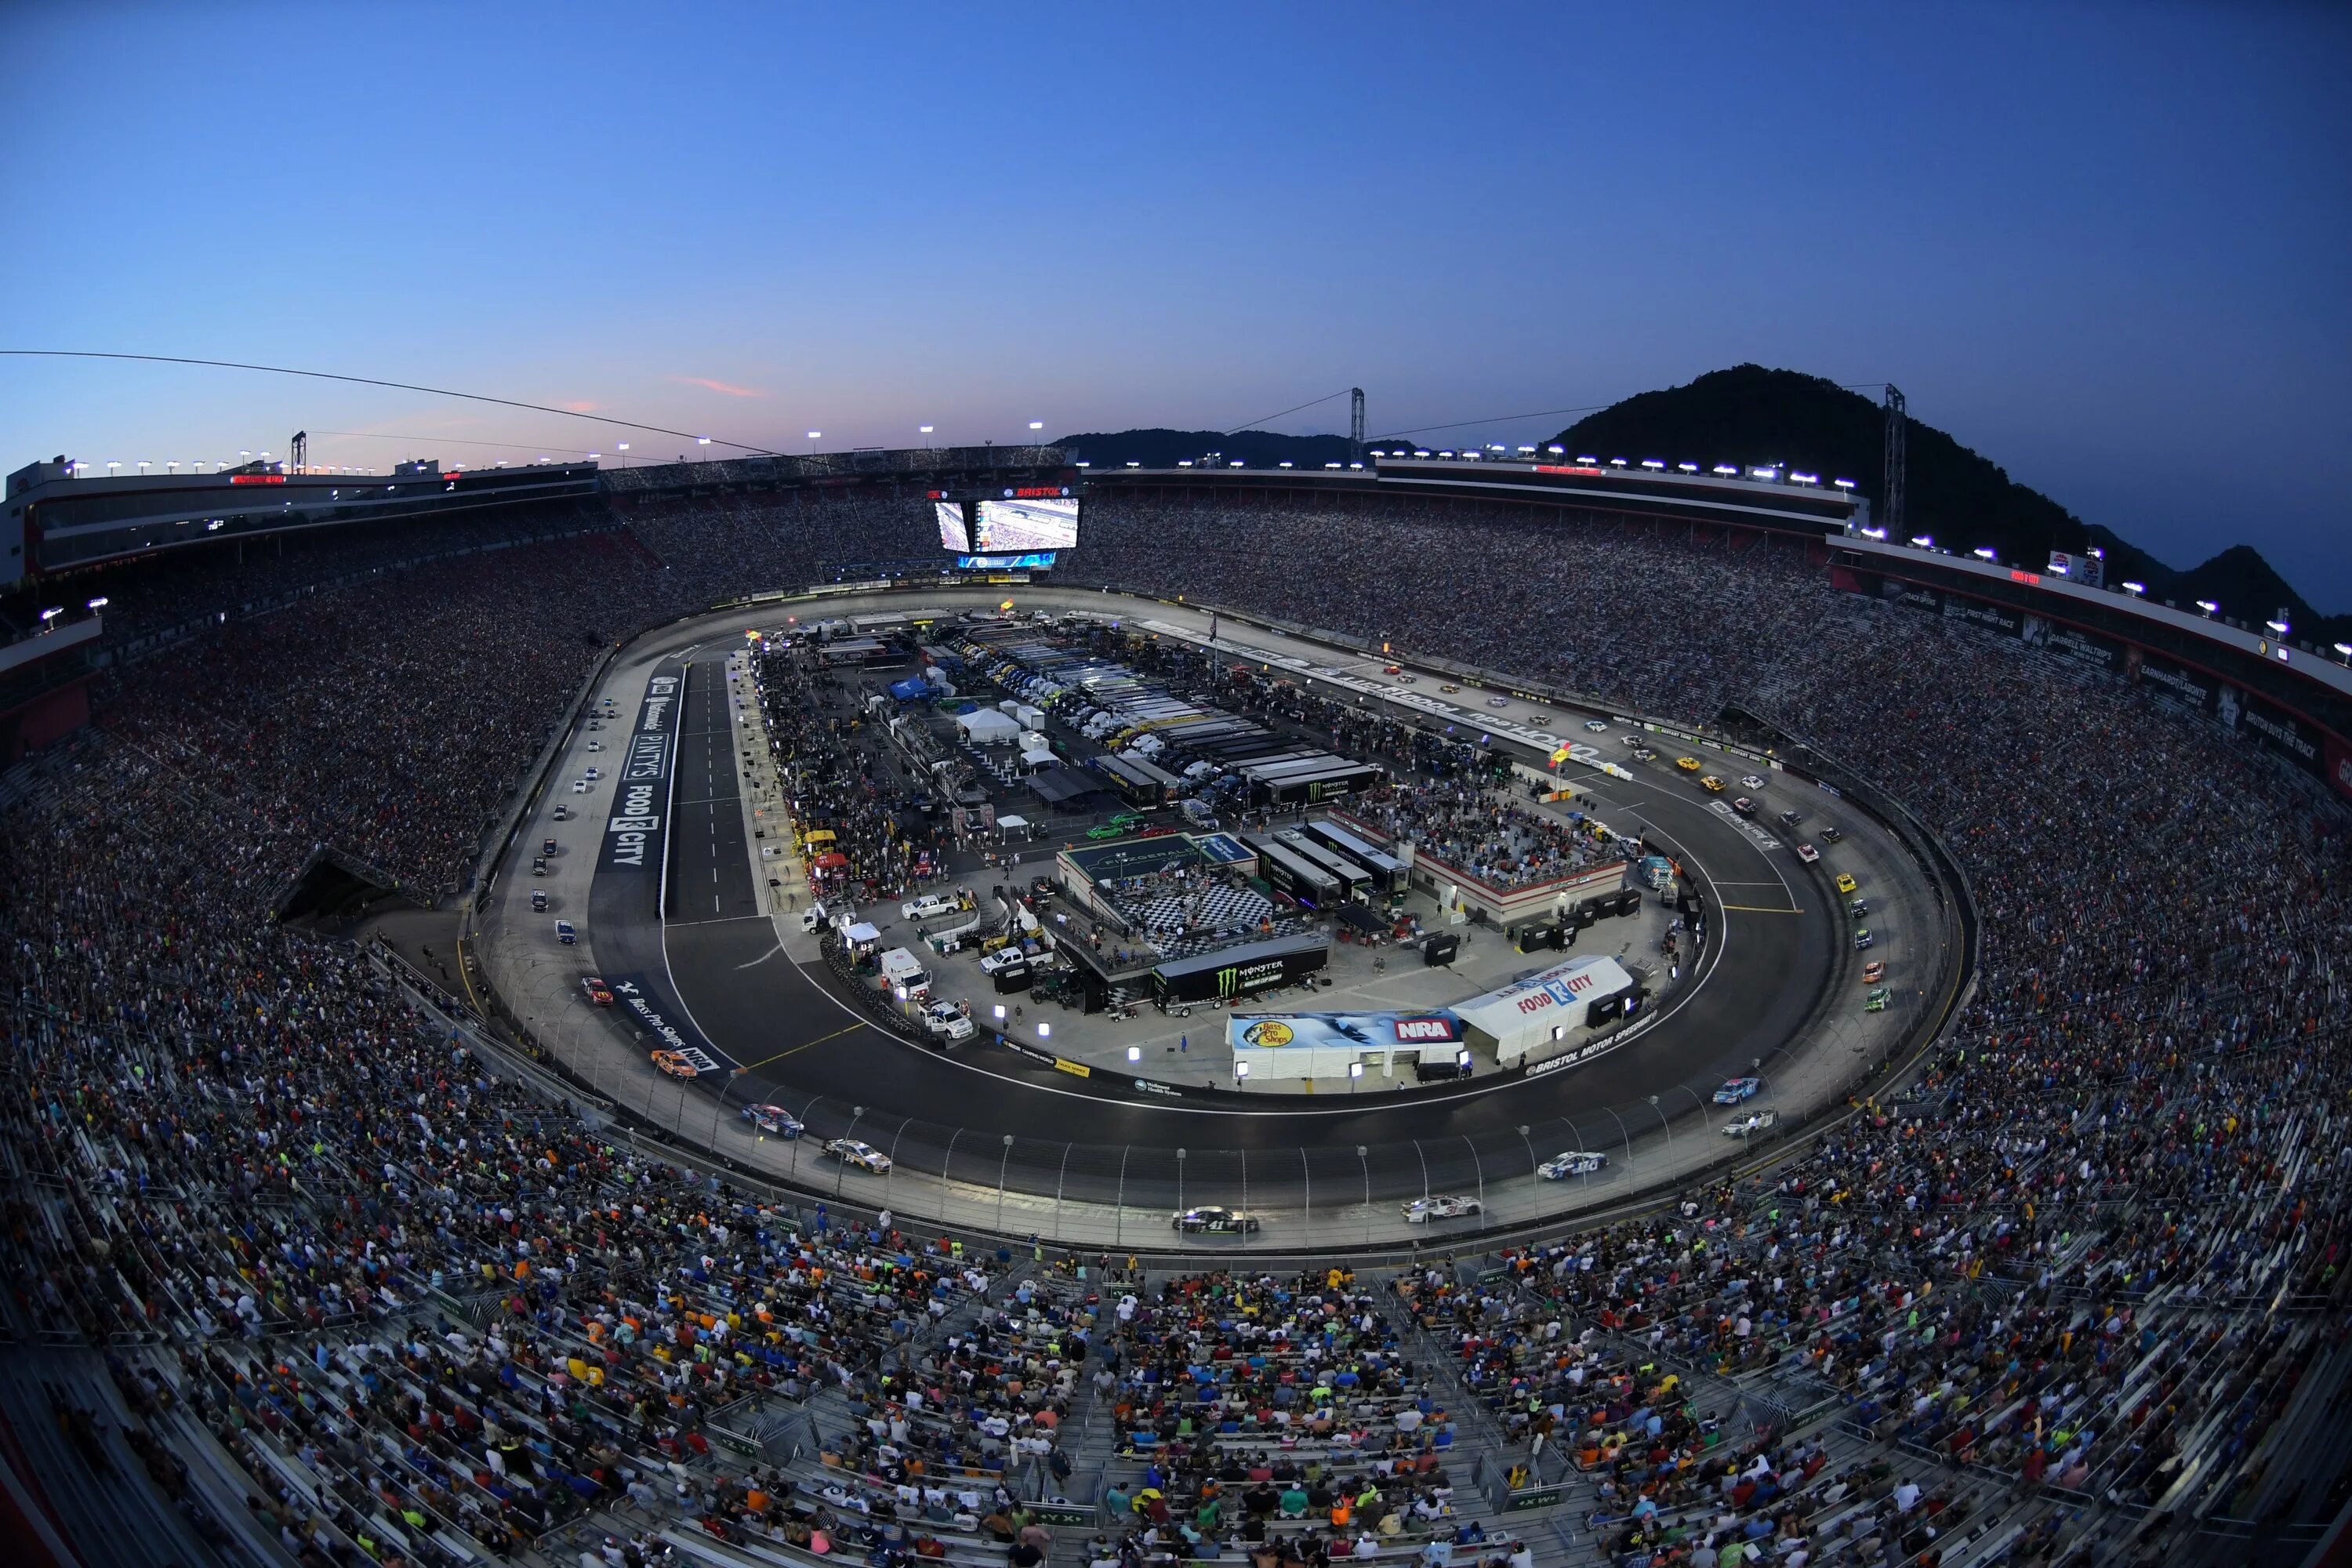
[837,1104,866,1198]
[714,1066,743,1148]
[1516,1123,1537,1178]
[1650,1093,1671,1157]
[1357,1145,1370,1247]
[996,1133,1014,1233]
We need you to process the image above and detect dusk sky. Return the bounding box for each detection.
[4,2,2347,604]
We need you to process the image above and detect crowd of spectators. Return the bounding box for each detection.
[4,481,2351,1561]
[1344,780,1613,891]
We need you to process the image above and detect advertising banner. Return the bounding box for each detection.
[597,662,684,879]
[1225,1011,1464,1053]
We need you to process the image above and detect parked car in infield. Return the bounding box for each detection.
[1172,1206,1260,1235]
[902,892,961,921]
[980,947,1031,976]
[920,1000,976,1043]
[1714,1076,1762,1104]
[1401,1196,1484,1223]
[823,1138,891,1172]
[741,1104,804,1138]
[1538,1151,1609,1179]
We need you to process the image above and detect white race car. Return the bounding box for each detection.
[1584,720,1610,732]
[1537,1152,1608,1179]
[824,1138,892,1172]
[1722,1109,1780,1138]
[1400,1196,1484,1223]
[1739,774,1766,791]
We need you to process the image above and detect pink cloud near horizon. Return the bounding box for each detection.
[670,375,765,398]
[560,400,601,412]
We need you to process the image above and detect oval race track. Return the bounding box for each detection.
[564,588,1878,1218]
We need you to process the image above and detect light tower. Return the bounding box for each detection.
[290,430,308,474]
[1349,388,1366,463]
[1882,386,1906,536]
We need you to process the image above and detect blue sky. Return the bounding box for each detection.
[3,2,2347,604]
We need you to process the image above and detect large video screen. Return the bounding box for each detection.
[935,499,971,552]
[975,494,1080,551]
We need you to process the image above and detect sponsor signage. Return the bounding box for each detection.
[1508,1488,1563,1512]
[1229,1011,1465,1053]
[1131,1078,1183,1098]
[1000,1038,1058,1067]
[2326,734,2352,803]
[955,552,1058,571]
[605,975,731,1073]
[599,667,681,876]
[1032,1504,1094,1527]
[1052,1057,1091,1078]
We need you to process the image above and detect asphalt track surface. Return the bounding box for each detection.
[625,613,1844,1212]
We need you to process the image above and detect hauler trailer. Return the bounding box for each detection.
[1243,757,1385,808]
[1300,819,1407,897]
[1252,837,1341,909]
[1272,829,1373,902]
[1090,753,1183,808]
[1152,932,1328,1005]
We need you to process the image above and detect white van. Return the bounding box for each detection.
[878,946,931,998]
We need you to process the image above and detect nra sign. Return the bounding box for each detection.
[1392,1016,1460,1044]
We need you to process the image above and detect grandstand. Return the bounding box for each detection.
[2,447,2350,1568]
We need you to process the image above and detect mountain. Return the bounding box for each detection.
[1053,427,1359,471]
[1548,365,2346,641]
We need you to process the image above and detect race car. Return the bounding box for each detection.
[1819,826,1844,844]
[1847,898,1868,918]
[1739,774,1767,791]
[651,1049,700,1080]
[902,893,962,921]
[580,975,615,1007]
[1620,735,1642,747]
[823,1138,891,1172]
[1537,1151,1609,1179]
[1732,797,1756,816]
[741,1103,804,1138]
[1861,960,1886,983]
[1853,928,1875,949]
[979,947,1031,976]
[1137,824,1178,837]
[551,804,571,821]
[1382,664,1401,675]
[1394,673,1416,683]
[585,739,602,751]
[1864,987,1890,1013]
[1486,695,1509,709]
[572,780,590,793]
[1722,1109,1780,1138]
[584,767,601,781]
[1833,873,1857,895]
[1632,746,1658,762]
[1584,720,1610,732]
[1172,1206,1260,1234]
[920,1000,976,1043]
[1401,1196,1484,1223]
[531,888,550,912]
[543,837,559,855]
[1713,1076,1763,1104]
[1699,775,1726,793]
[1439,684,1461,694]
[1084,821,1128,840]
[1795,844,1820,864]
[1675,756,1701,772]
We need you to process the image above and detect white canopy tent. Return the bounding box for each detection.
[1453,953,1639,1064]
[954,708,1020,745]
